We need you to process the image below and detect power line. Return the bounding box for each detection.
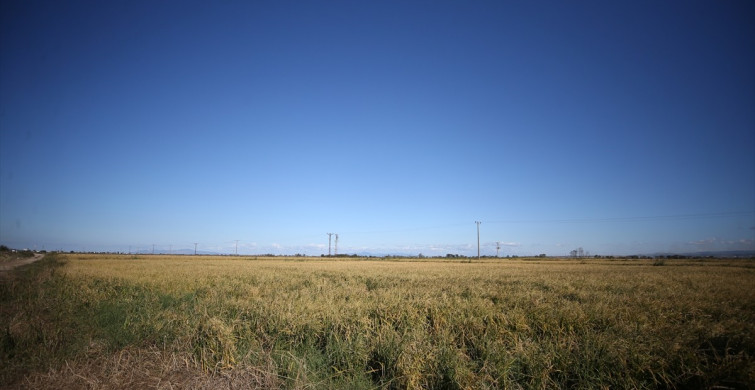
[85,210,753,257]
[484,211,755,224]
[475,221,481,261]
[312,211,754,240]
[343,223,469,236]
[327,233,334,256]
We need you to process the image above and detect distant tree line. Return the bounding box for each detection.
[569,247,590,258]
[0,245,35,257]
[321,253,362,258]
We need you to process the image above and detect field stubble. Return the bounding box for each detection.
[1,254,753,389]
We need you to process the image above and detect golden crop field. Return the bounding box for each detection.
[1,253,754,389]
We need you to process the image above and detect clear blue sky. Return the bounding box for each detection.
[2,0,754,256]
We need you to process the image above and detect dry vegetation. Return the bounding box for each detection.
[1,253,754,389]
[0,247,34,264]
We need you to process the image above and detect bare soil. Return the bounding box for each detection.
[0,253,44,279]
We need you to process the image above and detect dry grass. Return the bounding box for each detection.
[22,347,282,390]
[0,249,34,264]
[2,253,754,389]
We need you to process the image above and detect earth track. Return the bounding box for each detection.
[0,253,45,279]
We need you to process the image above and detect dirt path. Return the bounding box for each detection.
[0,253,45,276]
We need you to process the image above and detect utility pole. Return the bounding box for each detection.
[234,240,239,256]
[335,234,339,256]
[194,243,198,255]
[475,221,481,261]
[327,233,334,256]
[496,241,501,258]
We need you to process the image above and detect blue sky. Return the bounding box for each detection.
[1,1,754,256]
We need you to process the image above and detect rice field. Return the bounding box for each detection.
[1,253,753,389]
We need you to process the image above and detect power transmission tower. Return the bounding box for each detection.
[335,234,339,256]
[194,243,198,255]
[234,240,239,256]
[152,244,155,255]
[475,221,481,261]
[496,241,501,257]
[327,233,334,256]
